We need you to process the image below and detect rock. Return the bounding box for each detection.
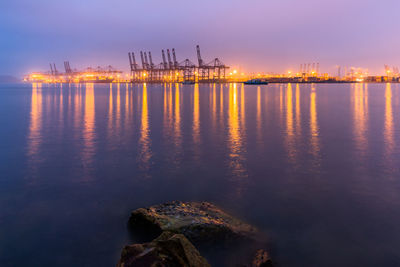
[252,249,274,267]
[117,231,210,267]
[128,201,260,244]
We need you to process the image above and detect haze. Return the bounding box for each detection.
[1,0,399,76]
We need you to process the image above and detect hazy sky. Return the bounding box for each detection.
[1,0,399,76]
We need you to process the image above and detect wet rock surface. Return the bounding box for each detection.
[122,201,274,266]
[251,249,274,267]
[117,231,210,267]
[128,201,260,245]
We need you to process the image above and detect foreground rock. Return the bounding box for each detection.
[128,201,260,244]
[117,231,210,267]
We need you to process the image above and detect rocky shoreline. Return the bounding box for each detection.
[118,201,275,267]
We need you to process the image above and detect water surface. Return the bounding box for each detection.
[0,82,399,266]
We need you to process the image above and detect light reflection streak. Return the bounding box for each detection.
[212,84,217,129]
[58,85,63,134]
[193,83,200,147]
[68,84,72,113]
[286,84,294,137]
[116,83,121,132]
[59,86,63,116]
[220,84,224,120]
[74,84,82,132]
[174,83,182,149]
[353,83,368,157]
[163,84,173,145]
[257,86,261,141]
[45,84,52,114]
[286,84,297,164]
[168,84,173,122]
[310,85,320,159]
[228,83,247,191]
[295,84,301,133]
[108,83,113,137]
[138,83,152,172]
[125,85,129,120]
[163,84,167,122]
[279,84,283,124]
[240,84,245,129]
[82,83,95,179]
[384,83,394,155]
[163,84,168,133]
[27,83,43,159]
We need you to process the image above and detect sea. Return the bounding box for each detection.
[0,82,399,266]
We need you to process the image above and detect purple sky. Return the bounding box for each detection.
[1,0,399,76]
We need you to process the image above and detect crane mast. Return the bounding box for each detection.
[131,52,138,70]
[196,45,203,67]
[53,63,58,75]
[144,52,149,70]
[148,52,154,69]
[128,53,133,71]
[167,49,173,69]
[172,48,178,69]
[140,51,145,70]
[162,50,168,69]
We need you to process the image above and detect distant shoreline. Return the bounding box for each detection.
[19,81,399,84]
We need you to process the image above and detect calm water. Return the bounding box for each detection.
[0,82,399,266]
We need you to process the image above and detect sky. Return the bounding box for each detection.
[1,0,399,76]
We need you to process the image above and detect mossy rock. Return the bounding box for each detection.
[128,201,260,245]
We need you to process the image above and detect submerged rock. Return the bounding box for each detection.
[117,231,210,267]
[128,201,260,244]
[251,249,274,267]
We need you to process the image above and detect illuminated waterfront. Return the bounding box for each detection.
[0,83,400,266]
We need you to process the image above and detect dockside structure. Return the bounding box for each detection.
[128,45,229,83]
